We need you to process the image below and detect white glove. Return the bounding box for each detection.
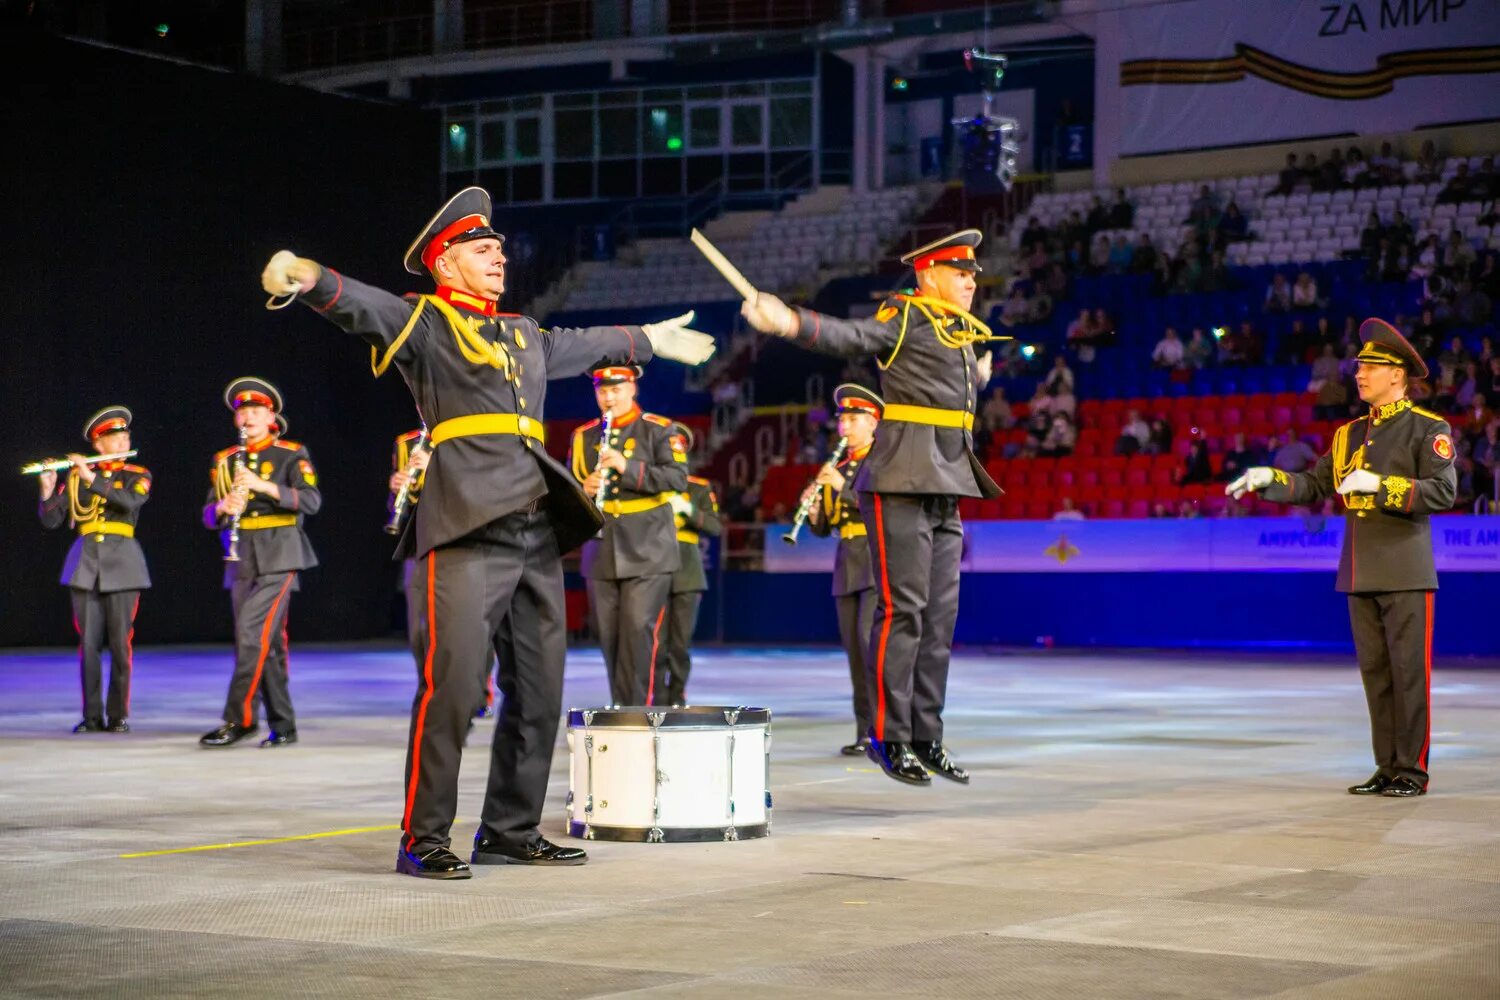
[1336,468,1381,496]
[739,292,798,338]
[976,350,994,386]
[668,493,693,516]
[261,250,313,296]
[1225,467,1275,500]
[642,311,717,365]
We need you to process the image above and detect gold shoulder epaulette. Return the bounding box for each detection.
[643,413,671,427]
[1411,405,1447,423]
[122,464,150,475]
[273,439,303,451]
[578,417,601,432]
[214,444,239,462]
[687,475,710,486]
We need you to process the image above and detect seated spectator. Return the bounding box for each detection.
[1089,233,1112,273]
[1436,162,1475,205]
[1040,412,1076,457]
[1273,152,1300,195]
[1052,497,1086,521]
[1310,344,1348,419]
[1463,387,1491,429]
[1216,201,1249,242]
[1313,315,1337,351]
[1184,327,1215,369]
[1274,430,1319,473]
[1065,307,1095,346]
[1471,418,1500,501]
[1282,318,1313,364]
[1264,272,1292,313]
[1432,362,1459,412]
[1131,232,1158,275]
[1419,270,1453,312]
[1199,251,1232,293]
[1344,146,1368,186]
[981,386,1014,431]
[1439,335,1472,372]
[1474,156,1499,201]
[1411,307,1445,358]
[1188,202,1220,242]
[1298,152,1319,187]
[1317,146,1346,191]
[1219,495,1250,518]
[1146,416,1174,456]
[1151,326,1185,368]
[1170,248,1203,294]
[1225,320,1263,365]
[1043,353,1075,395]
[1107,188,1134,229]
[1413,139,1441,183]
[1092,308,1116,344]
[1474,252,1500,299]
[1455,362,1482,413]
[1483,356,1500,402]
[1387,209,1415,248]
[1368,141,1400,185]
[1453,279,1493,327]
[1019,216,1048,248]
[1107,235,1134,274]
[1025,403,1051,444]
[1150,502,1172,518]
[999,287,1033,328]
[1176,441,1214,485]
[1177,499,1201,519]
[1219,432,1264,484]
[1060,210,1087,249]
[1085,195,1109,234]
[1042,380,1077,420]
[1409,235,1442,280]
[1114,409,1150,455]
[1042,262,1071,301]
[1190,184,1219,218]
[1065,239,1088,274]
[1359,210,1384,257]
[1291,271,1319,309]
[1444,230,1476,275]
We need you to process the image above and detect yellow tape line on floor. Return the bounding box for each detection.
[119,824,400,858]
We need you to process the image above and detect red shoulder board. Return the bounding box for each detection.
[273,439,303,451]
[214,445,239,462]
[122,464,150,475]
[687,475,710,486]
[402,292,421,301]
[643,413,671,427]
[578,418,601,432]
[397,429,423,443]
[496,311,523,318]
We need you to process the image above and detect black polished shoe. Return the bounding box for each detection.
[105,718,130,734]
[911,740,970,784]
[1347,772,1391,795]
[472,834,588,866]
[395,846,472,880]
[259,729,297,748]
[1381,776,1427,798]
[72,718,106,733]
[840,741,870,757]
[198,722,258,748]
[866,738,931,786]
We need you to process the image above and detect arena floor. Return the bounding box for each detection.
[2,644,1497,999]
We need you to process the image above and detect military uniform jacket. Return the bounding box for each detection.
[571,408,687,580]
[302,272,653,558]
[1260,399,1456,593]
[203,436,321,582]
[789,297,1001,499]
[808,446,874,596]
[672,476,722,593]
[39,462,152,592]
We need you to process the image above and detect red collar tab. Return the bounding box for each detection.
[592,366,638,385]
[848,443,873,461]
[422,214,492,272]
[233,391,276,410]
[435,284,497,316]
[913,245,976,270]
[98,460,125,472]
[838,399,882,417]
[245,434,277,454]
[609,405,642,428]
[89,417,129,439]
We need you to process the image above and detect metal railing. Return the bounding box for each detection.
[668,0,842,34]
[465,1,592,50]
[283,15,433,72]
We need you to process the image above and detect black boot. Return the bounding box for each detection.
[911,740,970,784]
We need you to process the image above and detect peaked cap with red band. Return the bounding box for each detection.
[83,405,132,442]
[403,186,504,276]
[900,228,983,273]
[1358,317,1429,380]
[223,376,285,414]
[591,365,642,387]
[833,382,885,418]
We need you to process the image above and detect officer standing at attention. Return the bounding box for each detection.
[571,366,688,706]
[36,407,152,734]
[662,421,722,707]
[200,378,320,749]
[1229,318,1456,797]
[259,187,713,879]
[803,385,883,757]
[741,230,1001,785]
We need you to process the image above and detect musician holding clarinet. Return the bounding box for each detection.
[33,406,152,734]
[200,377,320,749]
[799,385,883,757]
[570,365,688,706]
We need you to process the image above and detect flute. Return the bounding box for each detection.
[783,436,848,545]
[386,428,428,535]
[594,410,614,511]
[20,450,137,474]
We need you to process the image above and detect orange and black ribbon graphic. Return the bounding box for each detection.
[1121,43,1500,100]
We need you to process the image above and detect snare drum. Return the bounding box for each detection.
[565,706,772,843]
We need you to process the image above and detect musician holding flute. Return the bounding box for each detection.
[801,385,883,757]
[200,378,320,749]
[34,406,151,734]
[570,365,688,706]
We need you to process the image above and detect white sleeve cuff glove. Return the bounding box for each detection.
[1225,467,1275,500]
[739,292,798,338]
[1336,468,1380,496]
[642,310,717,365]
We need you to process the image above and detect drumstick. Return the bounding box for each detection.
[690,228,758,301]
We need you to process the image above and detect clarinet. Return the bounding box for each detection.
[783,436,848,546]
[594,409,614,511]
[385,427,427,535]
[224,427,249,562]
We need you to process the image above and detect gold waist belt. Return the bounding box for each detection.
[430,413,544,446]
[79,521,134,538]
[602,492,674,517]
[883,403,974,431]
[839,522,868,540]
[239,513,298,530]
[676,529,700,544]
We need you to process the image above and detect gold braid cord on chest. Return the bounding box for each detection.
[1331,423,1373,510]
[68,469,104,526]
[371,295,516,379]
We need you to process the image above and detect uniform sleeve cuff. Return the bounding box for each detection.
[795,307,821,345]
[1380,475,1414,512]
[304,266,342,312]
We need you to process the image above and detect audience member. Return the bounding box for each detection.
[1151,327,1185,368]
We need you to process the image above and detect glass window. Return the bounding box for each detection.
[479,119,508,164]
[769,96,812,148]
[600,89,637,106]
[599,106,639,156]
[445,117,475,170]
[513,164,542,202]
[598,158,638,198]
[731,103,764,147]
[514,116,541,160]
[479,99,511,114]
[553,161,594,200]
[554,92,593,109]
[686,85,722,100]
[688,106,721,150]
[770,80,811,95]
[643,87,681,102]
[641,157,683,196]
[513,95,543,111]
[728,82,765,97]
[555,109,594,159]
[642,104,684,154]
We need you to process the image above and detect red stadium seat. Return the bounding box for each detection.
[1126,499,1150,519]
[1100,469,1125,488]
[1078,469,1100,488]
[1125,467,1148,487]
[1101,500,1125,518]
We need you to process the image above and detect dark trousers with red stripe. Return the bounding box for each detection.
[404,557,497,715]
[858,493,963,745]
[70,586,139,722]
[1348,590,1434,786]
[403,510,568,855]
[223,572,297,730]
[662,589,702,706]
[835,587,876,743]
[588,573,672,706]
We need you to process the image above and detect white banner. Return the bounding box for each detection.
[1095,0,1500,156]
[764,515,1500,574]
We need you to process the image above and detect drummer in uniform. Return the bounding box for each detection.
[803,385,882,756]
[36,406,152,734]
[662,422,721,707]
[741,230,1001,785]
[1228,319,1456,797]
[200,378,321,749]
[571,366,688,705]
